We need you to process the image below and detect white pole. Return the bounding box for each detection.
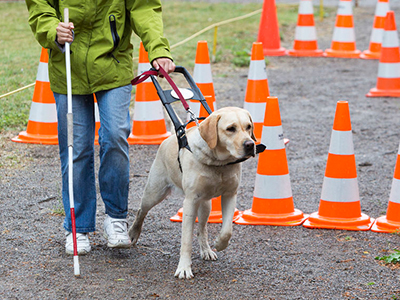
[64,7,80,277]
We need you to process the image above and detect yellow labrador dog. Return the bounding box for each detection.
[128,107,256,279]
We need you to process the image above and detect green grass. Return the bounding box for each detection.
[51,198,65,216]
[375,249,400,264]
[0,2,41,132]
[0,1,300,133]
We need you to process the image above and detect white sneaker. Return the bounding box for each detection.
[103,215,131,248]
[65,231,91,255]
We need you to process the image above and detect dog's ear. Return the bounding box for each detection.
[199,113,221,149]
[247,112,257,142]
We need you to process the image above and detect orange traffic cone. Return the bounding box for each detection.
[366,11,400,97]
[94,95,101,145]
[371,143,400,232]
[323,0,361,58]
[360,0,390,59]
[127,42,171,144]
[287,0,323,57]
[303,101,374,231]
[187,41,217,129]
[257,0,286,56]
[235,96,308,226]
[170,196,242,224]
[243,42,270,143]
[12,48,58,145]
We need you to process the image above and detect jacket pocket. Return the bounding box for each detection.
[109,14,120,63]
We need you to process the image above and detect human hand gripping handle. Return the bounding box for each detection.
[152,57,176,77]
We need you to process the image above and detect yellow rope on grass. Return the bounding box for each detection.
[0,83,35,100]
[169,9,262,50]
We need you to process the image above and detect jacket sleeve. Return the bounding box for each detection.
[25,0,61,51]
[127,0,173,64]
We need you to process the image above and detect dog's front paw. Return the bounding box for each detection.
[174,261,194,279]
[200,248,218,261]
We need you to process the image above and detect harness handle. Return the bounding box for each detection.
[131,66,190,111]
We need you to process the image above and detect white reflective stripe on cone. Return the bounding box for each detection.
[382,31,400,48]
[254,174,292,199]
[243,101,266,123]
[133,100,164,121]
[378,62,400,78]
[260,125,285,150]
[193,64,213,84]
[376,2,390,16]
[389,178,400,203]
[321,177,359,202]
[36,62,49,82]
[29,102,57,123]
[295,26,317,41]
[332,27,356,42]
[138,62,153,83]
[337,1,353,16]
[370,28,384,43]
[328,130,354,155]
[298,0,313,14]
[248,60,267,81]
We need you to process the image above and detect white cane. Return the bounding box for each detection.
[64,8,80,277]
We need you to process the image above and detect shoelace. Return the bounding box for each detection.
[76,233,88,241]
[111,220,128,234]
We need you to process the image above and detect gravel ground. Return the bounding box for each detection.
[2,3,400,300]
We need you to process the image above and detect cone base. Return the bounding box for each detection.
[366,88,400,98]
[170,207,242,224]
[263,47,287,57]
[371,216,400,233]
[303,212,374,231]
[360,50,380,60]
[127,132,171,145]
[11,131,58,145]
[287,49,323,57]
[323,49,361,59]
[234,208,308,226]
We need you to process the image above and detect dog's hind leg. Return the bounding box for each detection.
[128,172,171,245]
[197,200,217,261]
[215,193,236,251]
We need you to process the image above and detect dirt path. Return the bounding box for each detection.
[1,4,400,300]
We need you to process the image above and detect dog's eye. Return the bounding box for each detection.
[226,126,236,133]
[246,125,252,131]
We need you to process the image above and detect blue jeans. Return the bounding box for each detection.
[54,84,132,233]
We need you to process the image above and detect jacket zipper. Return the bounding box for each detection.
[109,14,120,63]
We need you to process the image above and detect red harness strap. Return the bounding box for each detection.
[131,66,190,111]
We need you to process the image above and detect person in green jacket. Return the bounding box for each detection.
[25,0,175,255]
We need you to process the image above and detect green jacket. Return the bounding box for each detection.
[25,0,173,94]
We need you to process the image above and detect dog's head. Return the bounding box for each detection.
[198,107,257,161]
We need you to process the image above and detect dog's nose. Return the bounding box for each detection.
[243,140,255,156]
